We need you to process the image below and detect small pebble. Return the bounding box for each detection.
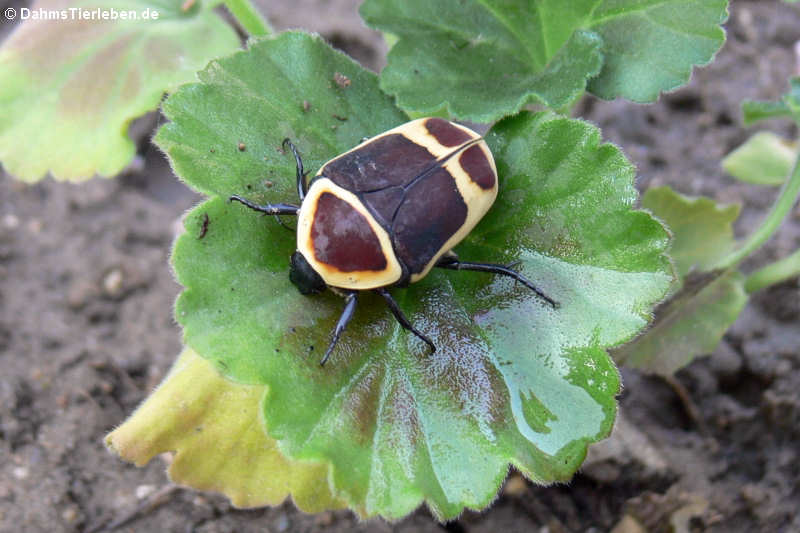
[136,484,156,499]
[12,466,29,480]
[2,214,19,229]
[276,514,290,532]
[103,268,124,297]
[61,506,80,524]
[502,473,527,496]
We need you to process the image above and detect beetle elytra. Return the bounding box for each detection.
[230,117,557,365]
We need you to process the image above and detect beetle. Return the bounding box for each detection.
[230,117,557,366]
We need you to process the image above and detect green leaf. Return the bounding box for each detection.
[105,347,348,513]
[784,77,800,119]
[613,187,747,375]
[160,32,672,519]
[586,1,729,102]
[612,270,747,375]
[360,0,727,121]
[744,248,800,293]
[742,77,800,126]
[741,100,792,125]
[641,186,740,279]
[360,0,603,121]
[0,0,239,182]
[722,132,796,186]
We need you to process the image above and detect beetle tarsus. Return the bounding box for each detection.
[229,195,300,216]
[321,291,359,366]
[435,257,559,309]
[376,288,436,353]
[272,215,296,232]
[282,138,307,200]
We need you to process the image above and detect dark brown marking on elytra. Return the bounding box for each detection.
[392,167,467,274]
[360,186,405,229]
[321,134,436,192]
[311,192,387,272]
[459,144,495,190]
[425,118,473,147]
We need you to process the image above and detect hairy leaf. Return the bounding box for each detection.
[642,186,740,278]
[160,32,672,519]
[105,348,347,512]
[614,187,747,375]
[612,270,747,375]
[586,0,728,102]
[722,132,796,186]
[360,0,727,121]
[0,0,239,182]
[742,77,800,126]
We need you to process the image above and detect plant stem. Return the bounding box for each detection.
[224,0,272,37]
[744,248,800,293]
[713,153,800,270]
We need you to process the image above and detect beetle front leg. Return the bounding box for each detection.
[435,256,559,308]
[229,195,300,216]
[375,288,436,353]
[282,138,308,201]
[320,291,359,366]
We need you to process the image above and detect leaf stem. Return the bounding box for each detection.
[713,153,800,270]
[224,0,272,37]
[744,248,800,293]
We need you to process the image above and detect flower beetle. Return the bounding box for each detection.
[230,118,557,366]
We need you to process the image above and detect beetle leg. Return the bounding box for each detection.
[229,195,300,216]
[435,258,559,309]
[375,288,436,353]
[321,291,359,366]
[272,215,296,232]
[282,138,307,201]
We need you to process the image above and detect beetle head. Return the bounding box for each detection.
[289,251,327,295]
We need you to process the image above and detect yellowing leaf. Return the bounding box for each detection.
[105,348,346,513]
[0,0,239,182]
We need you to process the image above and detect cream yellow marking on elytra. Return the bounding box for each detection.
[297,178,403,290]
[409,139,498,283]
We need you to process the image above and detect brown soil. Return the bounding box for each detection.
[1,1,799,532]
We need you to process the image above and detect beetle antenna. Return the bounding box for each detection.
[375,288,436,353]
[320,291,359,366]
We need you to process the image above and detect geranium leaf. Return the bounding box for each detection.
[612,270,747,375]
[161,32,672,519]
[360,0,727,121]
[586,0,728,102]
[0,0,239,182]
[742,77,800,126]
[722,132,796,186]
[105,348,347,513]
[613,187,748,375]
[641,186,740,279]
